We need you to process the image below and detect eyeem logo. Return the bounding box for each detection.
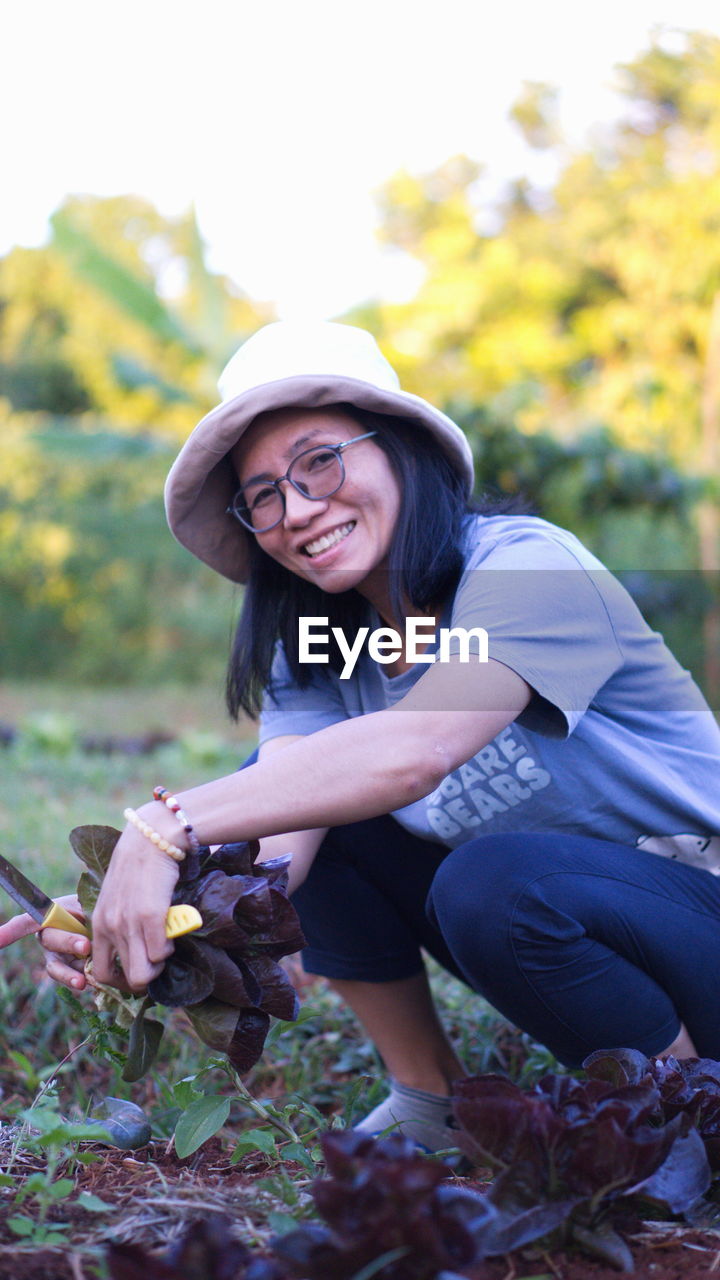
[298,616,489,679]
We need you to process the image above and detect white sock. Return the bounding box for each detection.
[354,1080,460,1154]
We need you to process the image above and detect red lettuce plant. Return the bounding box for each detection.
[452,1069,711,1269]
[72,827,305,1080]
[585,1047,720,1171]
[271,1064,717,1274]
[273,1130,492,1280]
[107,1214,289,1280]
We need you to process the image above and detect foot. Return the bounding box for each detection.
[354,1080,462,1155]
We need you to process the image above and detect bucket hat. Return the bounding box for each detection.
[165,320,475,584]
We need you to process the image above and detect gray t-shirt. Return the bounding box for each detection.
[259,514,720,873]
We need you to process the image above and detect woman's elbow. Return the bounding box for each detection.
[397,737,456,804]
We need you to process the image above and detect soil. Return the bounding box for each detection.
[1,1137,720,1280]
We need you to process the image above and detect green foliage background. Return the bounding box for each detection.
[1,416,237,684]
[1,30,719,698]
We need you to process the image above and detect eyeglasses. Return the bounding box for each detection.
[227,431,378,532]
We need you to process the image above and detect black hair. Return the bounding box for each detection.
[226,405,491,720]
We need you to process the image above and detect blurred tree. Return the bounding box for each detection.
[0,195,272,432]
[0,196,273,685]
[347,29,720,695]
[509,81,562,150]
[355,30,720,471]
[0,409,237,684]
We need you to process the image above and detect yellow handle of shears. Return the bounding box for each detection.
[40,901,203,940]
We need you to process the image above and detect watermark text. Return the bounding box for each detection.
[298,616,489,679]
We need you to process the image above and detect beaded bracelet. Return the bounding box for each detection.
[123,807,186,862]
[152,785,201,854]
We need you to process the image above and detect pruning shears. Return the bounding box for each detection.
[0,851,202,940]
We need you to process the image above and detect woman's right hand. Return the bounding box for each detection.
[90,812,180,991]
[0,894,92,991]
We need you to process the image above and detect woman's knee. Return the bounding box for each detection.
[427,834,541,931]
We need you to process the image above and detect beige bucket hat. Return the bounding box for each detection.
[165,321,475,584]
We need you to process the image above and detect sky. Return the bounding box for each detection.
[4,1,720,319]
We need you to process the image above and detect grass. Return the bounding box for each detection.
[0,678,246,737]
[0,680,255,886]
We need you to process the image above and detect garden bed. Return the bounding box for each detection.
[2,1134,720,1279]
[4,976,720,1278]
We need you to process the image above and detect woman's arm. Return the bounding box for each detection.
[253,734,329,893]
[180,658,531,841]
[91,657,530,989]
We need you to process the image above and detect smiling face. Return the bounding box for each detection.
[230,406,402,613]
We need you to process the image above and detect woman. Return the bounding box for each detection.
[6,320,720,1155]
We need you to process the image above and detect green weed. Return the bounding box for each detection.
[1,1086,113,1247]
